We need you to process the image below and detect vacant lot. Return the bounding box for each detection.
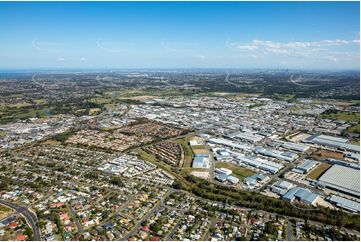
[192,148,209,155]
[307,163,332,180]
[215,162,254,181]
[317,149,344,159]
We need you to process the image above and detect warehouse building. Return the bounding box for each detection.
[326,195,360,213]
[282,187,319,206]
[226,176,239,184]
[213,149,233,161]
[191,155,210,169]
[244,173,270,187]
[208,137,252,151]
[317,165,360,197]
[215,168,232,176]
[238,156,284,174]
[304,134,360,153]
[271,180,295,195]
[253,146,298,162]
[275,140,310,153]
[215,173,228,182]
[293,159,317,174]
[230,131,264,143]
[325,158,360,170]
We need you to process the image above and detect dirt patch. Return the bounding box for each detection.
[316,149,344,159]
[307,163,332,180]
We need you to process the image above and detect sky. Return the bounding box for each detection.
[0,1,359,70]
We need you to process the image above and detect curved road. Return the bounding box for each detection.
[0,200,41,241]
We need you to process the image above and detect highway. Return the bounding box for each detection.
[0,200,41,241]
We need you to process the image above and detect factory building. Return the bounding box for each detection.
[253,146,298,162]
[207,138,252,151]
[226,176,239,184]
[317,165,360,197]
[293,159,317,174]
[215,168,232,176]
[326,195,360,213]
[237,156,284,174]
[213,149,233,161]
[215,173,228,182]
[191,154,210,169]
[271,180,295,195]
[282,187,319,206]
[275,140,310,153]
[325,158,360,170]
[304,134,360,153]
[229,131,264,143]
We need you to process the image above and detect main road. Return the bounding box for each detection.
[0,200,41,241]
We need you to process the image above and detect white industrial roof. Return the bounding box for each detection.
[318,165,360,197]
[328,195,360,213]
[317,135,348,143]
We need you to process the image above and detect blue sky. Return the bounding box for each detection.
[0,1,359,70]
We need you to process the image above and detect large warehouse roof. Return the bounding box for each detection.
[305,134,360,152]
[327,195,360,213]
[318,165,360,197]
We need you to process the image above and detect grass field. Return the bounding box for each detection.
[347,124,360,134]
[215,162,254,181]
[322,111,360,122]
[0,205,12,220]
[306,163,332,180]
[350,140,360,145]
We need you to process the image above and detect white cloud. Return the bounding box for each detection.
[236,45,258,50]
[80,57,87,62]
[227,38,359,60]
[57,57,66,62]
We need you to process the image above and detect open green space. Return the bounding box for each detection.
[321,111,360,122]
[0,205,12,220]
[105,87,200,98]
[173,135,194,168]
[0,99,106,124]
[347,124,360,134]
[215,162,254,180]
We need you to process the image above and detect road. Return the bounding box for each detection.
[225,73,241,88]
[67,203,84,233]
[121,189,173,240]
[0,200,41,241]
[285,217,295,241]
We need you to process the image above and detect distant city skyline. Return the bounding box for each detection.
[0,1,359,70]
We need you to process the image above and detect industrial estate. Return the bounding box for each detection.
[0,70,359,241]
[0,1,360,241]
